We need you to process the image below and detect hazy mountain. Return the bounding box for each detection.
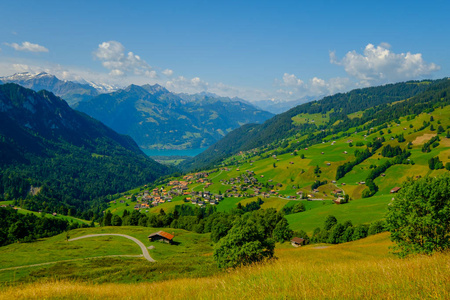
[0,83,169,214]
[252,97,316,114]
[0,72,100,106]
[75,84,274,150]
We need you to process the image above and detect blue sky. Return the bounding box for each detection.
[0,0,448,101]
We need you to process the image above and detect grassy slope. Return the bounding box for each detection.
[0,226,216,284]
[286,194,392,233]
[101,106,450,237]
[1,233,449,299]
[9,103,441,254]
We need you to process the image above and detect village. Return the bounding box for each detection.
[116,165,362,214]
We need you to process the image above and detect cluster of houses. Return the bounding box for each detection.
[132,172,222,210]
[187,190,224,206]
[220,171,285,199]
[133,187,175,210]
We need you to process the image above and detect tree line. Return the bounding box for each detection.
[0,207,87,247]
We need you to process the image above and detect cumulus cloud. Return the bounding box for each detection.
[165,76,209,94]
[330,43,440,85]
[274,73,354,100]
[6,41,49,53]
[162,69,173,77]
[281,73,304,87]
[274,43,440,101]
[93,41,155,77]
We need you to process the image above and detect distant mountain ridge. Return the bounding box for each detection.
[0,72,103,106]
[75,84,274,150]
[0,83,169,215]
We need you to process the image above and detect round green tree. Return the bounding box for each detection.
[386,174,450,257]
[213,219,275,268]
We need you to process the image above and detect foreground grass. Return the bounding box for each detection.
[1,233,449,299]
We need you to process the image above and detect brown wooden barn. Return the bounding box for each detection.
[148,231,174,244]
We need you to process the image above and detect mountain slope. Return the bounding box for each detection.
[0,83,169,216]
[0,72,99,106]
[75,84,274,150]
[182,79,448,171]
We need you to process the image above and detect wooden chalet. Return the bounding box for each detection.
[291,237,305,247]
[148,231,174,244]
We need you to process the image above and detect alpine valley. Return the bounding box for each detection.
[1,72,274,150]
[0,77,449,299]
[74,84,274,150]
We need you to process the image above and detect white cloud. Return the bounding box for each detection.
[165,76,209,93]
[109,69,124,77]
[273,43,440,101]
[145,70,157,78]
[330,43,440,85]
[0,41,441,104]
[6,41,49,53]
[12,64,31,72]
[281,73,304,86]
[274,73,355,101]
[162,69,173,77]
[93,41,155,77]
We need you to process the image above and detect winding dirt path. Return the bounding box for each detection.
[69,233,155,262]
[0,234,155,272]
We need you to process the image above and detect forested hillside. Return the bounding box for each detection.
[183,79,448,171]
[0,83,169,219]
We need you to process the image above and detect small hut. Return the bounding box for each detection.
[291,237,305,247]
[148,231,174,244]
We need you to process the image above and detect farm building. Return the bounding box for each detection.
[291,237,305,247]
[148,231,174,244]
[390,187,401,193]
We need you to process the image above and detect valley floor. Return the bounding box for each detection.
[0,232,449,299]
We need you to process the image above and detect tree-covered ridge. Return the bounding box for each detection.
[75,84,273,150]
[0,207,85,247]
[0,83,170,219]
[183,79,449,171]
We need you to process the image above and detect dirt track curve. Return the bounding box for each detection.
[69,233,155,262]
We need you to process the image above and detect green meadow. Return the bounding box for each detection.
[0,226,216,284]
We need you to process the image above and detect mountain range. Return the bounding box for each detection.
[74,84,274,150]
[0,72,104,106]
[0,83,169,215]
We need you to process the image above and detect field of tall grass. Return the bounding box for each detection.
[1,233,448,299]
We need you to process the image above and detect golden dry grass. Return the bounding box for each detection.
[1,233,449,299]
[412,133,437,145]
